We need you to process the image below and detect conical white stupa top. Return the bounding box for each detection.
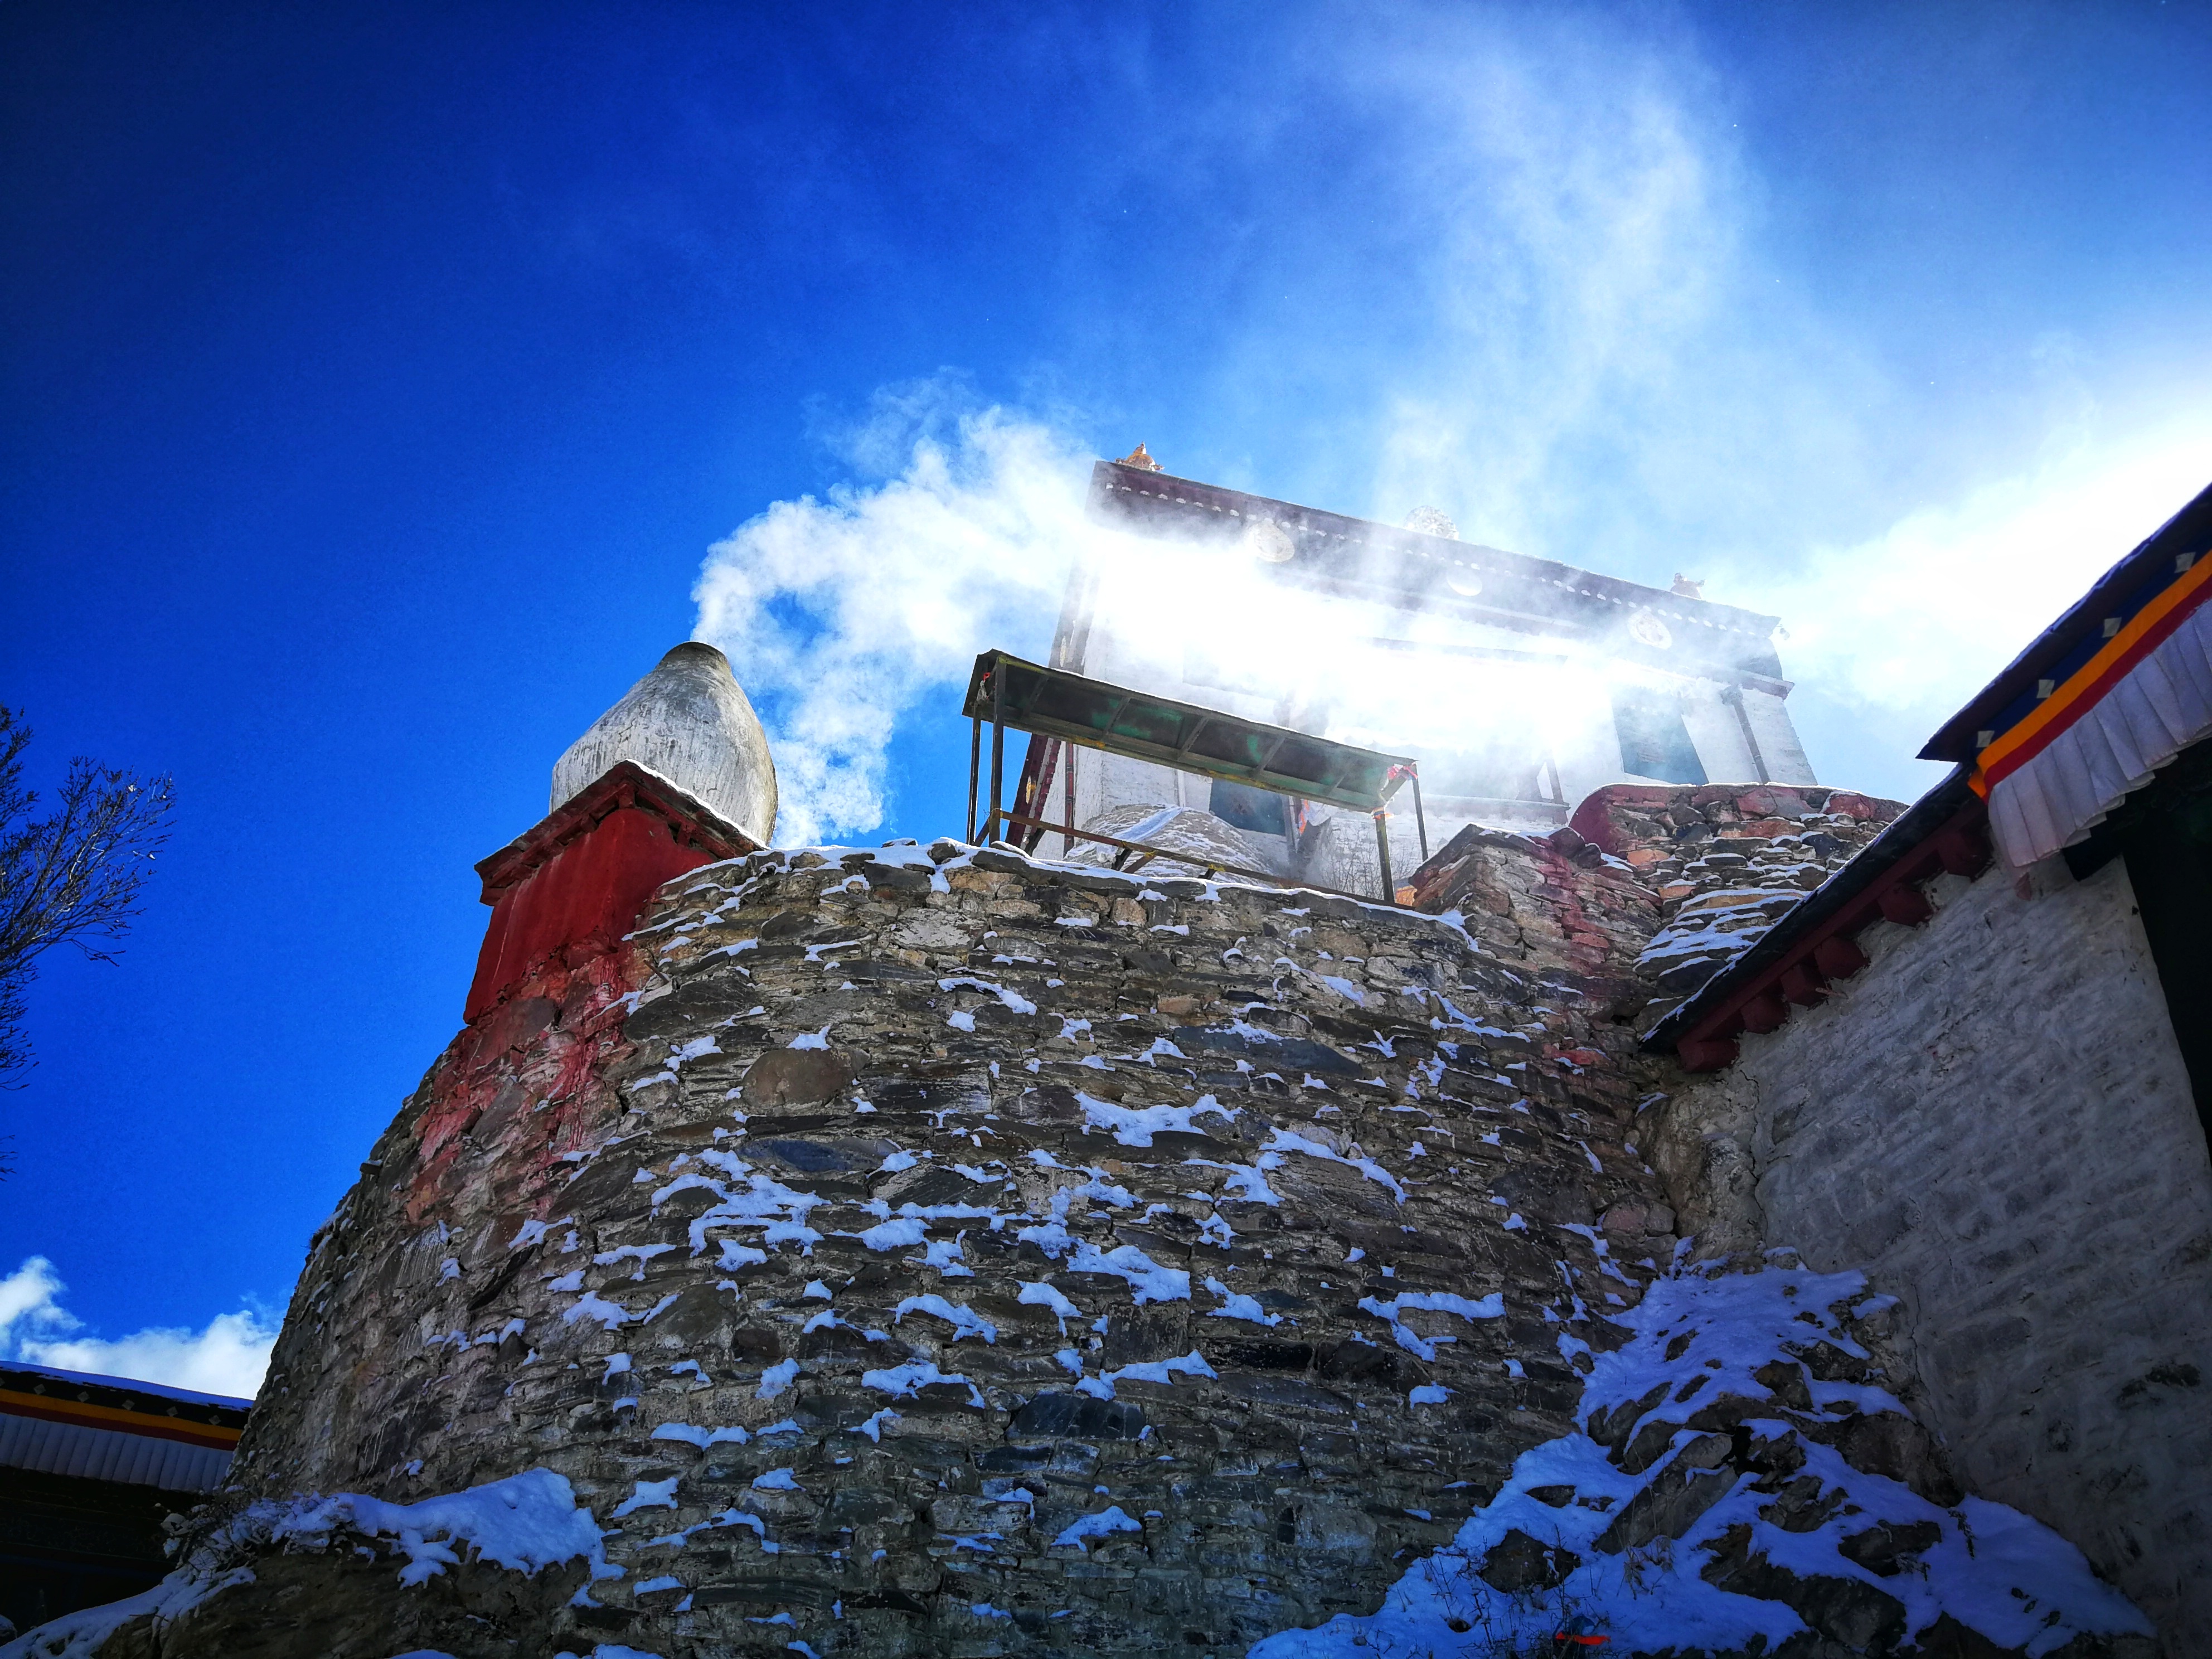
[551,642,778,845]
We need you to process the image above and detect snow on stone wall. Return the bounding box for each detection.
[81,836,1685,1656]
[1646,852,2212,1655]
[20,809,2172,1659]
[1253,1262,2152,1659]
[1567,784,1906,1026]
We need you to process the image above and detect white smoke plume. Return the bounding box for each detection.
[0,1254,275,1399]
[691,386,1620,845]
[688,13,2212,828]
[693,382,2210,841]
[693,399,1097,845]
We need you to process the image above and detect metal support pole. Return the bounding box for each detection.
[1374,809,1396,904]
[967,716,982,843]
[1410,772,1428,862]
[988,671,1007,844]
[1063,740,1076,856]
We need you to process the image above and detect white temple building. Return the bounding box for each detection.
[1024,454,1817,892]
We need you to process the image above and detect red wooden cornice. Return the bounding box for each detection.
[474,760,758,903]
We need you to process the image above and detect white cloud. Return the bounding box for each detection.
[685,15,2212,824]
[1168,9,1876,577]
[0,1256,71,1342]
[1726,415,2212,792]
[1749,422,2212,716]
[691,384,1622,846]
[0,1255,275,1401]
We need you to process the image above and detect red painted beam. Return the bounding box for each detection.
[1663,793,1990,1073]
[1739,989,1788,1035]
[1934,823,1991,877]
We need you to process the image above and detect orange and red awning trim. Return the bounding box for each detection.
[1970,554,2212,801]
[0,1385,244,1451]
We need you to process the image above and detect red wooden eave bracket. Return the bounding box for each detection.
[1672,797,1990,1070]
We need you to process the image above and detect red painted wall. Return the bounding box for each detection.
[463,804,711,1023]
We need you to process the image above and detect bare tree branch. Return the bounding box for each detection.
[0,706,176,1094]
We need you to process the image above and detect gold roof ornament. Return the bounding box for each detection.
[1115,442,1163,472]
[1671,573,1705,599]
[1403,506,1459,540]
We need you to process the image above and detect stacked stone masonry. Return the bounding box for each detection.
[1642,852,2212,1655]
[34,817,2162,1658]
[170,840,1685,1656]
[1564,785,1907,1025]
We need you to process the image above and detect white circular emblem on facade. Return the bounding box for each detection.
[1245,520,1296,564]
[1446,567,1483,598]
[1629,613,1673,650]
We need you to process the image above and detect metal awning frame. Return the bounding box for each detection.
[962,649,1428,904]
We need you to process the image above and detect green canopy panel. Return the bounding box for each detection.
[962,650,1414,812]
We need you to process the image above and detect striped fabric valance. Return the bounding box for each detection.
[1972,553,2212,868]
[0,1410,234,1492]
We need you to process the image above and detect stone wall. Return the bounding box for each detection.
[18,808,2175,1659]
[1568,784,1905,1026]
[1645,851,2212,1654]
[137,838,1686,1657]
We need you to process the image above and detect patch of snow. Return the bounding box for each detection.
[1018,1281,1080,1330]
[612,1477,678,1519]
[856,1216,928,1251]
[1202,1277,1281,1326]
[1078,1090,1234,1147]
[862,1361,980,1403]
[1260,1127,1406,1202]
[895,1294,997,1343]
[1074,1351,1216,1399]
[756,1359,799,1400]
[1185,1156,1282,1205]
[561,1293,634,1330]
[1358,1290,1505,1361]
[1251,1264,2153,1659]
[1054,1505,1144,1547]
[938,976,1038,1016]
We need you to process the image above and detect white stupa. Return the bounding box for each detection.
[550,641,778,846]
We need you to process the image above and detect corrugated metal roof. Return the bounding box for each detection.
[962,650,1416,812]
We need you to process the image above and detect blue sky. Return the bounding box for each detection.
[2,1,2208,1388]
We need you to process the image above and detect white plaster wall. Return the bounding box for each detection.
[1743,686,1817,785]
[1679,680,1760,785]
[1726,855,2212,1653]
